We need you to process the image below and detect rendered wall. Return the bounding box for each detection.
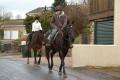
[72,0,120,67]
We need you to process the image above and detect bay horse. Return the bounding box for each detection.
[45,24,74,77]
[26,31,44,64]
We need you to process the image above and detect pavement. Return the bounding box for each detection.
[0,55,120,80]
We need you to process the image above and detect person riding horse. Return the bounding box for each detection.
[28,19,43,43]
[45,5,73,48]
[27,19,43,64]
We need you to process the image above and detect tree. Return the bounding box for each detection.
[0,8,2,19]
[24,11,52,33]
[64,4,89,36]
[0,7,12,40]
[0,7,12,20]
[52,0,67,10]
[39,11,52,32]
[3,12,13,20]
[24,16,34,33]
[16,14,22,19]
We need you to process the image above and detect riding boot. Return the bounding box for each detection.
[46,35,52,46]
[28,32,34,44]
[46,28,58,46]
[44,29,51,45]
[44,29,51,38]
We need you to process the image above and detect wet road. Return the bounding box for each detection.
[0,57,120,80]
[0,58,80,80]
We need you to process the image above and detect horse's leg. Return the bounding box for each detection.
[27,48,30,64]
[45,47,51,71]
[38,49,42,65]
[34,49,37,64]
[58,50,63,75]
[50,50,56,70]
[59,60,62,75]
[62,49,69,78]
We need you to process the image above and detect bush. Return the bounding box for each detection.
[13,39,21,52]
[14,39,21,46]
[74,35,81,44]
[0,41,1,52]
[0,29,4,40]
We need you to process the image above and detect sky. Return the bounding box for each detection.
[0,0,82,19]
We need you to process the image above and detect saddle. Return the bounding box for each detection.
[45,29,63,46]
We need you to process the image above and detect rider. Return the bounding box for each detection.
[45,5,73,48]
[29,18,43,42]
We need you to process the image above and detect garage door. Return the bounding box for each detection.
[4,30,11,39]
[11,31,18,39]
[95,20,113,45]
[4,30,19,40]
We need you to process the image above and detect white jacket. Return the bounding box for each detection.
[32,20,42,31]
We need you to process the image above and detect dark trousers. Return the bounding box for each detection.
[29,32,33,42]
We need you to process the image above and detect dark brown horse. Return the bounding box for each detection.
[45,25,74,78]
[26,31,44,64]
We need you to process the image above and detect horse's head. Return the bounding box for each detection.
[63,24,75,43]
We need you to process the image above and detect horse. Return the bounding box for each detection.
[45,24,74,78]
[26,31,44,64]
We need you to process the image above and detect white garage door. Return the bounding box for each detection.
[11,31,18,39]
[4,30,19,40]
[4,30,10,39]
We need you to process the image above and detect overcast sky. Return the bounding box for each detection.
[0,0,82,19]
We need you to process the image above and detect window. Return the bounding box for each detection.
[4,30,19,40]
[4,30,11,39]
[94,20,114,45]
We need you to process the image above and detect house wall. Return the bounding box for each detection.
[72,0,120,67]
[89,0,114,20]
[2,25,26,40]
[89,0,114,14]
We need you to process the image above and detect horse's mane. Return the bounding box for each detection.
[54,30,63,49]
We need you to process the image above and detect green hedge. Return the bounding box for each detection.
[0,29,4,40]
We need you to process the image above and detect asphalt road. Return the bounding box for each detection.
[0,58,80,80]
[0,57,120,80]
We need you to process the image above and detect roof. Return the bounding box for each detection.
[0,19,24,26]
[26,7,51,15]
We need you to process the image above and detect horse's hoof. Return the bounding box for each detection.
[37,63,40,65]
[34,62,37,64]
[49,70,53,73]
[58,72,62,76]
[27,62,29,64]
[63,74,68,78]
